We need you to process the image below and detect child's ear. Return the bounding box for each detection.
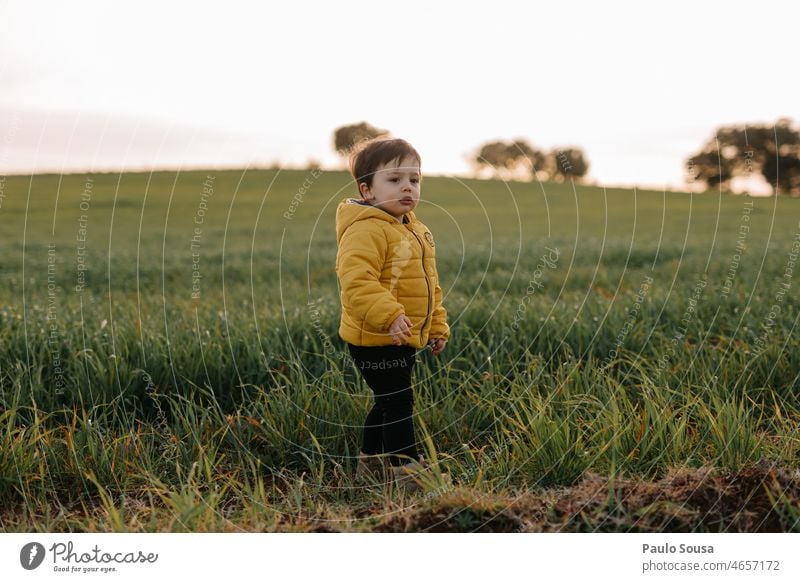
[359,182,371,199]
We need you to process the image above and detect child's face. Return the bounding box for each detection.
[359,155,421,219]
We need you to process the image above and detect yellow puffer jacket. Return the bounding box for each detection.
[335,198,449,348]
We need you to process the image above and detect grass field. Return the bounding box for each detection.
[1,168,799,532]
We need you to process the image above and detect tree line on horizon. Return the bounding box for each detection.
[333,118,800,196]
[332,122,588,184]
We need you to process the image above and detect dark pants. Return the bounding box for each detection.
[347,343,420,467]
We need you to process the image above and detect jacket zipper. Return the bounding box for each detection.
[409,227,432,344]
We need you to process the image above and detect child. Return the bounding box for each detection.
[335,137,450,492]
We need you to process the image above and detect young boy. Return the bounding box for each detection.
[335,137,450,491]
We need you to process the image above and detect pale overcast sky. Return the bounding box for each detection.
[0,0,797,191]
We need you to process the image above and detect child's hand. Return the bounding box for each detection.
[429,338,447,356]
[388,314,413,345]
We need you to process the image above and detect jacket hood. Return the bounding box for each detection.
[335,198,418,243]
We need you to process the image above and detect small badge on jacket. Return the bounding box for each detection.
[423,231,435,247]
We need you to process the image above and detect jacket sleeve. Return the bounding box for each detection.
[428,278,450,340]
[337,223,405,331]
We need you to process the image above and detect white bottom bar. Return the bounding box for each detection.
[2,533,797,581]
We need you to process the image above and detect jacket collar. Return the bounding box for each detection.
[336,198,417,242]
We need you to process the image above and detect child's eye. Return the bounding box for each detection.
[411,178,419,184]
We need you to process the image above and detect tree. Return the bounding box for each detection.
[472,139,546,180]
[333,122,389,156]
[474,141,510,171]
[548,147,590,182]
[685,118,800,195]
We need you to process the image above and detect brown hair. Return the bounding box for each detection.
[349,137,421,191]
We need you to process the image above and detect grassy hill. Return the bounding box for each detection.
[1,168,798,531]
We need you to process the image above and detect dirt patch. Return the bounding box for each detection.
[537,463,800,532]
[374,463,800,532]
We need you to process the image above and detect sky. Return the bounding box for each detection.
[0,0,797,192]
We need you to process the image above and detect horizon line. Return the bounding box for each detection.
[1,163,773,197]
